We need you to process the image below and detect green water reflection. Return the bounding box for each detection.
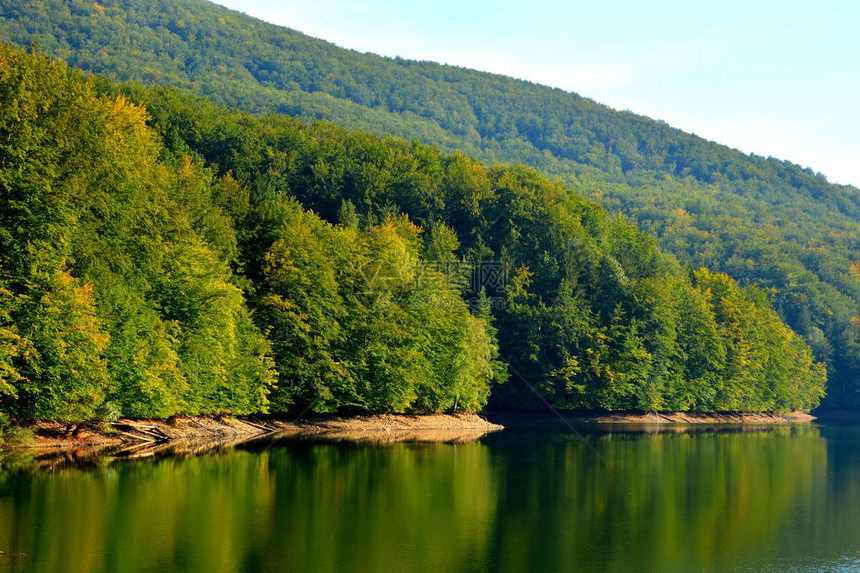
[1,423,859,572]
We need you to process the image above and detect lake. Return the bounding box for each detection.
[1,419,859,572]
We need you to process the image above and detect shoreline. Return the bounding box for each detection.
[489,410,817,426]
[584,411,816,424]
[13,413,505,450]
[5,410,817,453]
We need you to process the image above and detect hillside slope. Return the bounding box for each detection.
[0,44,827,421]
[1,0,858,404]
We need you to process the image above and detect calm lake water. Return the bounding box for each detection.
[1,420,859,573]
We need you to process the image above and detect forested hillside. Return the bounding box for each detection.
[0,45,826,425]
[1,0,856,406]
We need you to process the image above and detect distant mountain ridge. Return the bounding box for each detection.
[2,0,860,405]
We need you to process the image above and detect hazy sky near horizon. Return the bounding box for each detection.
[213,0,860,187]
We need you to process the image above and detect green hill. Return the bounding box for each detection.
[0,0,855,404]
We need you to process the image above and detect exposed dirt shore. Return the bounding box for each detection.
[493,410,816,425]
[589,411,816,424]
[7,410,816,455]
[16,412,504,450]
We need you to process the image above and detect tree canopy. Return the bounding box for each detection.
[0,0,853,405]
[0,44,827,422]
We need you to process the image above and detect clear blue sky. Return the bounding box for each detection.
[214,0,860,188]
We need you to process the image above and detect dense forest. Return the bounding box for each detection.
[0,44,826,428]
[0,0,856,406]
